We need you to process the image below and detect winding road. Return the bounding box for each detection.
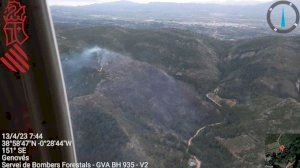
[186,122,223,168]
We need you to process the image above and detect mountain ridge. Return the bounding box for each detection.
[57,24,300,167]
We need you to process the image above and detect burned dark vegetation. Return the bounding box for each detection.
[52,1,300,167]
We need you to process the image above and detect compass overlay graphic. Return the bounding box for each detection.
[267,1,300,33]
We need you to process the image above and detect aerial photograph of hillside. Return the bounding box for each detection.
[48,0,300,167]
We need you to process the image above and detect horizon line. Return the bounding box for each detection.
[49,0,275,7]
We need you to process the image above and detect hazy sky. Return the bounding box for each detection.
[48,0,274,6]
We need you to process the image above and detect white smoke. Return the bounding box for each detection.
[62,46,121,72]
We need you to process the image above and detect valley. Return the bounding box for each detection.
[52,3,300,166]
